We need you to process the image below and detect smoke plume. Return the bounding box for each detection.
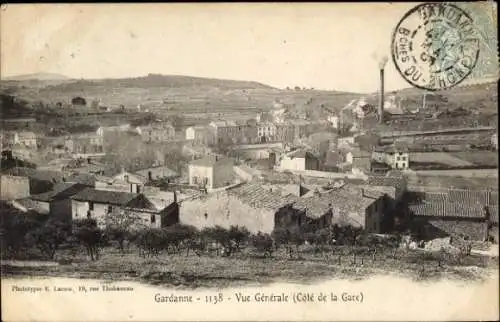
[378,55,388,70]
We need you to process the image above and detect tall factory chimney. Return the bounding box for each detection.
[378,56,388,124]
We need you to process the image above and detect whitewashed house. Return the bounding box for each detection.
[372,145,410,170]
[188,155,234,190]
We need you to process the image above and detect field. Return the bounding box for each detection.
[450,151,499,167]
[407,171,499,189]
[2,244,498,289]
[411,152,475,167]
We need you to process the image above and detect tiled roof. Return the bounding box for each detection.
[415,189,499,205]
[65,173,98,186]
[368,174,406,190]
[226,183,297,210]
[447,189,490,205]
[409,202,488,219]
[71,188,140,206]
[31,183,89,202]
[292,184,378,219]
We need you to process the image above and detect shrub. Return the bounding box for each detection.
[27,218,70,260]
[228,226,251,250]
[73,218,104,261]
[0,202,46,258]
[250,232,274,257]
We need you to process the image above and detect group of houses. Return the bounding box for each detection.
[1,165,180,230]
[1,157,498,243]
[184,117,322,147]
[1,131,38,149]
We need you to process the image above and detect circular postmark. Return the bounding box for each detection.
[391,3,480,91]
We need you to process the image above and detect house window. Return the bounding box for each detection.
[151,214,156,224]
[89,202,94,211]
[107,205,113,214]
[204,213,208,220]
[124,175,129,182]
[193,176,198,184]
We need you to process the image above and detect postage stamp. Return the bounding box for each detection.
[391,3,481,91]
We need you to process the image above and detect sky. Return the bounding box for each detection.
[1,3,497,93]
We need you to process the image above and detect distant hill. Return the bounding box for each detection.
[59,74,277,90]
[3,73,71,81]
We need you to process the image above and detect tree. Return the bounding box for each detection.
[0,202,45,258]
[27,218,70,260]
[73,219,104,261]
[71,96,87,106]
[228,226,251,251]
[162,224,198,253]
[105,211,143,253]
[201,226,230,255]
[132,228,168,258]
[250,232,274,257]
[272,227,304,259]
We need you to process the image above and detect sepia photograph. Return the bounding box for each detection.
[1,2,498,321]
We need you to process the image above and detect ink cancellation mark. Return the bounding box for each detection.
[391,3,480,91]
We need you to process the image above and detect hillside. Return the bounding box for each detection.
[2,73,71,81]
[0,74,363,126]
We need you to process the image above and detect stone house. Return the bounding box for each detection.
[408,203,497,241]
[70,188,176,229]
[346,150,372,173]
[136,122,176,143]
[406,188,499,242]
[185,125,214,145]
[275,123,294,143]
[96,124,131,137]
[188,155,234,190]
[278,149,320,171]
[275,184,387,234]
[3,131,38,148]
[95,170,148,193]
[28,183,91,220]
[179,183,296,233]
[2,167,65,194]
[257,121,277,143]
[209,120,256,146]
[372,145,410,170]
[64,133,105,158]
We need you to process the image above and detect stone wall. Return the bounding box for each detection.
[179,192,275,234]
[0,175,30,200]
